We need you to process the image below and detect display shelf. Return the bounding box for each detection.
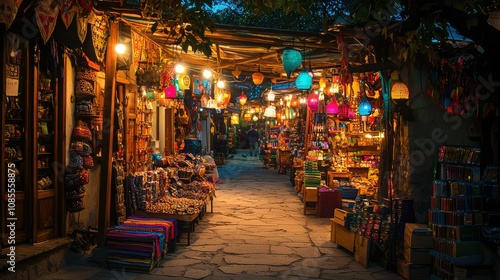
[429,146,483,280]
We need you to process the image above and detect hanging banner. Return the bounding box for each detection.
[35,0,60,44]
[91,12,108,62]
[76,10,88,43]
[60,0,76,29]
[131,30,144,71]
[0,0,21,29]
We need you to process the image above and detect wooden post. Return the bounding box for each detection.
[98,20,118,247]
[304,106,310,157]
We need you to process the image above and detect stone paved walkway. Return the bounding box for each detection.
[39,151,403,280]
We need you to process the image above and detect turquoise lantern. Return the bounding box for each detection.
[358,96,372,116]
[295,68,312,90]
[281,47,302,79]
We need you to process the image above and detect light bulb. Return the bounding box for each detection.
[115,43,126,54]
[202,69,212,79]
[217,80,225,88]
[175,63,185,73]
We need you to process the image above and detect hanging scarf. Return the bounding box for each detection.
[35,0,60,44]
[91,12,108,62]
[76,8,89,43]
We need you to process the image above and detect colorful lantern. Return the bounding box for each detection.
[252,66,264,85]
[231,114,239,125]
[239,91,247,106]
[296,68,313,91]
[244,113,252,122]
[307,92,319,112]
[326,96,339,115]
[281,47,302,79]
[264,106,276,118]
[391,71,409,100]
[358,97,372,116]
[252,115,259,122]
[267,90,275,101]
[164,85,177,99]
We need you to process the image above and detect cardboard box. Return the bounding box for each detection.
[404,247,431,265]
[404,223,433,248]
[397,258,431,280]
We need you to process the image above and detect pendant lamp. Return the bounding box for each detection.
[252,65,264,85]
[326,95,339,115]
[281,47,302,78]
[296,68,313,91]
[264,106,276,118]
[391,71,409,100]
[164,85,177,99]
[307,92,319,112]
[239,91,247,106]
[358,95,372,116]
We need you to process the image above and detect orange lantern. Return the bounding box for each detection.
[239,91,247,106]
[244,113,251,122]
[252,66,264,85]
[290,97,299,108]
[223,90,231,105]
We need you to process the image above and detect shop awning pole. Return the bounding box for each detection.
[98,20,119,247]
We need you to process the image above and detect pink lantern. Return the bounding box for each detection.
[307,93,319,112]
[326,96,339,115]
[165,85,177,99]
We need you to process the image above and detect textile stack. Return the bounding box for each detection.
[106,216,177,271]
[304,161,321,187]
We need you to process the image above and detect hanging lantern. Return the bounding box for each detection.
[290,97,299,108]
[164,85,177,99]
[223,90,231,106]
[239,91,247,106]
[319,76,327,90]
[307,92,319,112]
[296,68,313,91]
[281,47,302,79]
[358,97,372,116]
[244,113,252,122]
[252,66,264,85]
[326,96,339,115]
[330,74,340,94]
[159,92,166,106]
[178,74,191,90]
[231,114,239,125]
[391,71,409,100]
[267,90,275,101]
[264,106,276,118]
[252,115,259,122]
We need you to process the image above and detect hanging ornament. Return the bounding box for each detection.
[281,47,302,79]
[296,68,313,90]
[239,91,247,106]
[35,0,60,44]
[307,92,319,112]
[60,0,76,29]
[326,95,339,115]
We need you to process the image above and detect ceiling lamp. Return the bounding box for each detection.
[281,47,302,79]
[307,92,319,112]
[391,71,409,100]
[330,74,340,94]
[174,61,185,74]
[264,106,276,118]
[239,91,247,106]
[252,66,264,85]
[217,79,225,88]
[115,42,126,54]
[296,68,313,91]
[326,95,339,115]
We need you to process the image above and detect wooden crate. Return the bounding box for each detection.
[334,222,355,252]
[333,208,352,227]
[354,232,371,268]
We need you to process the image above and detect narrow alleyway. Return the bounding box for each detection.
[40,151,403,280]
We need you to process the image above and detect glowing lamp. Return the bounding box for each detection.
[326,97,339,115]
[264,106,276,118]
[307,92,319,112]
[358,98,372,116]
[244,113,252,122]
[115,43,126,54]
[252,70,264,85]
[164,85,177,99]
[281,47,302,78]
[252,115,259,122]
[239,92,247,106]
[267,90,275,101]
[296,68,313,91]
[231,114,239,125]
[319,77,327,90]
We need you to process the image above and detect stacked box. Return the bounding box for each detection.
[398,223,433,280]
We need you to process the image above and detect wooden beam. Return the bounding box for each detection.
[98,20,119,247]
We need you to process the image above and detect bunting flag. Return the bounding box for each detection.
[35,0,60,44]
[0,0,22,29]
[60,0,76,29]
[76,9,89,43]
